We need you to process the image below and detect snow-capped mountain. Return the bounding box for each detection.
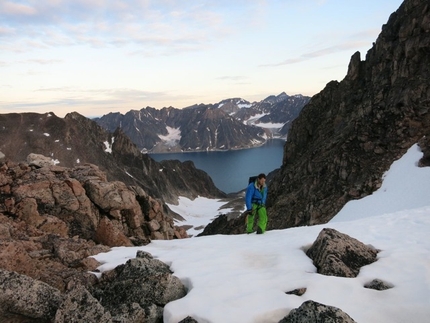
[94,93,310,153]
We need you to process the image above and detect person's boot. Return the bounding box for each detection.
[256,227,263,234]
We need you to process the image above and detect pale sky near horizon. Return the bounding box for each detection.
[0,0,404,118]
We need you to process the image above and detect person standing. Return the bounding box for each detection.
[245,173,268,234]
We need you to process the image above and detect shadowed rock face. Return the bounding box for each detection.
[268,0,430,229]
[195,0,429,237]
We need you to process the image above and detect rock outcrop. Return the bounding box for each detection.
[278,300,356,323]
[0,158,189,293]
[91,251,186,322]
[267,0,430,228]
[306,228,378,278]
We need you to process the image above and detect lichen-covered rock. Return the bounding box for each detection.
[91,251,187,323]
[0,269,63,320]
[54,285,112,323]
[278,300,356,323]
[306,228,378,277]
[0,158,190,289]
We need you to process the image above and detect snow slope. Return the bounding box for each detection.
[93,144,430,323]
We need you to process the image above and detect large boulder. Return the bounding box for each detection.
[278,300,356,323]
[54,285,112,323]
[91,251,187,323]
[306,228,378,277]
[0,269,63,320]
[27,153,56,168]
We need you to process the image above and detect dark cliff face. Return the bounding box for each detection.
[268,0,430,228]
[198,0,430,235]
[0,112,225,204]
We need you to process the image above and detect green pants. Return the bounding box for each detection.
[246,204,267,233]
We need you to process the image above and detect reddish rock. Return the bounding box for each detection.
[95,217,133,247]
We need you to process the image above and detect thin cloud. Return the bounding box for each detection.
[0,1,258,54]
[261,40,370,67]
[216,76,250,85]
[0,26,15,36]
[26,59,63,65]
[0,1,37,16]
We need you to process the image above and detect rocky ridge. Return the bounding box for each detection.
[0,156,190,293]
[268,0,430,229]
[0,112,226,204]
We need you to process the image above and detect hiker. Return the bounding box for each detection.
[245,173,268,234]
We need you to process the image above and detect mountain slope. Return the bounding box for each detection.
[0,112,225,203]
[268,0,430,228]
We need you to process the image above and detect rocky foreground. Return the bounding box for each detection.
[0,154,189,290]
[0,190,387,323]
[0,152,389,322]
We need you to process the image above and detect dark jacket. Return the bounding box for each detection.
[245,181,267,210]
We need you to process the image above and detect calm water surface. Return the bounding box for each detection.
[149,139,285,193]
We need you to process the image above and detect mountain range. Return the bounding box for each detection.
[94,93,310,153]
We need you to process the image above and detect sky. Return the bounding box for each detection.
[0,0,404,118]
[93,143,430,323]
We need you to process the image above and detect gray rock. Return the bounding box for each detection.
[306,228,378,277]
[54,285,112,323]
[364,279,394,291]
[178,316,199,323]
[285,288,307,296]
[0,269,63,320]
[91,251,186,322]
[26,153,55,168]
[278,300,356,323]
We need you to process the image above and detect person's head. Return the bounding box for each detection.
[257,173,266,186]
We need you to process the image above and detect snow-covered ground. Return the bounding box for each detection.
[93,143,430,323]
[167,196,234,237]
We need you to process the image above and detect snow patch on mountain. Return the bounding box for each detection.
[159,126,181,147]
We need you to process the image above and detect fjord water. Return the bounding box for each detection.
[149,139,285,194]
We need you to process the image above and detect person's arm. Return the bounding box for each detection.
[261,187,267,205]
[245,184,254,210]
